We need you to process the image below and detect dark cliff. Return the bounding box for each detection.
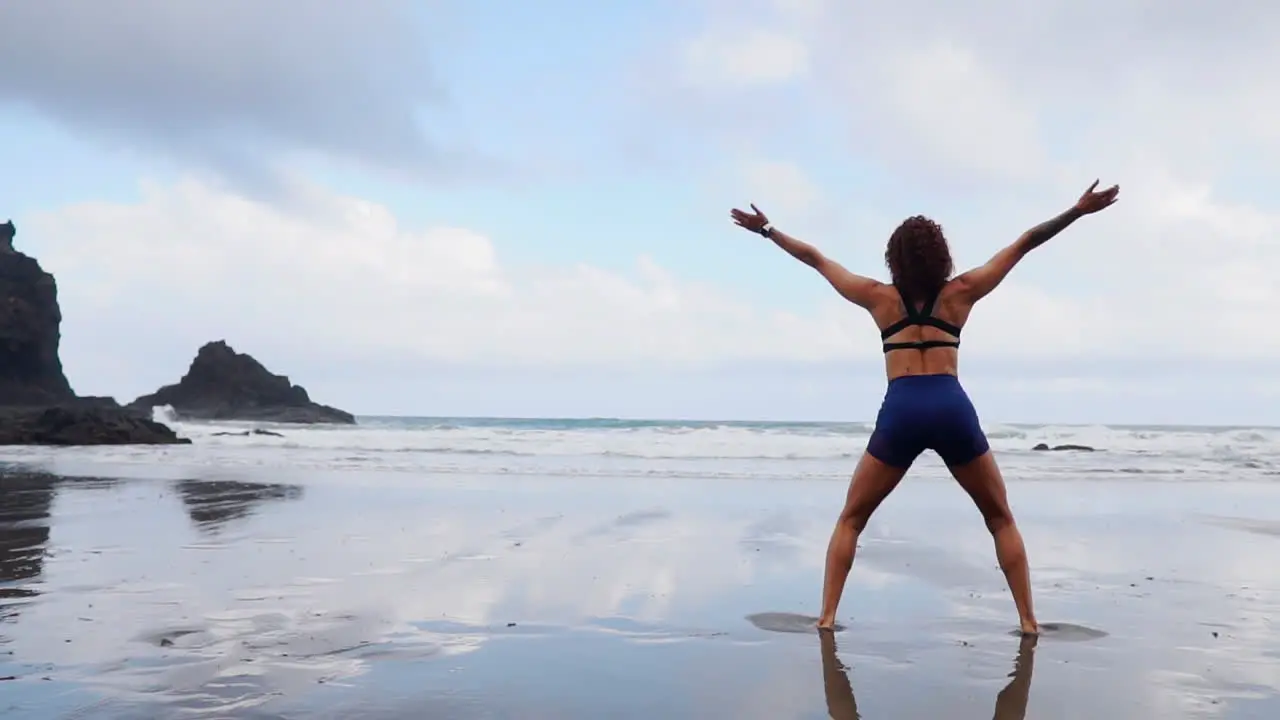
[0,219,75,406]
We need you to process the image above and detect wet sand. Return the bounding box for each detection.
[3,465,1280,718]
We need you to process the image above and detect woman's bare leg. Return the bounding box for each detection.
[947,451,1038,634]
[817,452,908,628]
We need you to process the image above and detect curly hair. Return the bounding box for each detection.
[884,215,954,303]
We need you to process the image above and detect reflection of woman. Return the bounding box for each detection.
[819,631,860,719]
[732,181,1119,635]
[819,631,1038,719]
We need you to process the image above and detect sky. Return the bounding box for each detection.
[1,0,1279,425]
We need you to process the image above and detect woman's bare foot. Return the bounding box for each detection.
[816,615,836,630]
[1019,620,1039,636]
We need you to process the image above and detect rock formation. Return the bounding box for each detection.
[0,219,75,406]
[130,341,355,424]
[1031,443,1096,452]
[0,220,187,445]
[211,428,285,437]
[0,406,189,445]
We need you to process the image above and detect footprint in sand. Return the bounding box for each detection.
[746,612,845,634]
[1010,622,1109,641]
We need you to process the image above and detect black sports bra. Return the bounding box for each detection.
[880,288,963,353]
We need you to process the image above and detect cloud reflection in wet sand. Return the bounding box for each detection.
[0,471,1278,717]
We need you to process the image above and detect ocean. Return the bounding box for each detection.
[2,409,1275,484]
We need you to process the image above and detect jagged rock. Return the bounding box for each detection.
[75,395,125,409]
[0,220,75,406]
[130,341,354,424]
[0,406,189,446]
[0,220,186,445]
[1032,443,1096,452]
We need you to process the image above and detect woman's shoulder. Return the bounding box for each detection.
[935,279,976,320]
[938,277,971,302]
[869,281,903,307]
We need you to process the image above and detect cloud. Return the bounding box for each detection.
[27,178,876,399]
[676,0,1280,183]
[679,28,809,90]
[0,0,466,190]
[879,42,1043,181]
[740,160,823,215]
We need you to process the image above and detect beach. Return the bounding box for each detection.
[2,417,1280,718]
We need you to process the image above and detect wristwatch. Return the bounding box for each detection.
[758,223,774,238]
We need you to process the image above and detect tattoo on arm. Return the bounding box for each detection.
[1020,207,1084,252]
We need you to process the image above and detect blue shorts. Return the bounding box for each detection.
[866,374,990,469]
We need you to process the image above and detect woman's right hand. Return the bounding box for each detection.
[1074,180,1120,214]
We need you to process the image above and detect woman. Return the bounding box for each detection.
[730,180,1119,634]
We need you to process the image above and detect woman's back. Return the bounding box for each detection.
[869,281,974,380]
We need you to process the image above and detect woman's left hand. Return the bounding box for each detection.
[731,203,770,234]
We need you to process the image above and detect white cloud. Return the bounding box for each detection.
[740,160,823,215]
[680,28,809,89]
[28,178,874,395]
[880,42,1043,180]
